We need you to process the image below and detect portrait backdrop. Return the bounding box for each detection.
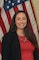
[0,0,39,60]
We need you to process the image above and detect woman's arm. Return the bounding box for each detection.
[34,48,39,60]
[2,34,10,60]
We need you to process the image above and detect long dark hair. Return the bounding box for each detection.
[9,10,38,48]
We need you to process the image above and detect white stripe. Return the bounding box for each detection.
[0,27,4,40]
[0,54,2,60]
[9,8,15,19]
[25,1,35,25]
[1,8,10,32]
[0,38,2,42]
[0,0,4,8]
[17,4,23,10]
[25,1,39,46]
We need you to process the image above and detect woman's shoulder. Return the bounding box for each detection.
[4,31,16,36]
[2,31,17,41]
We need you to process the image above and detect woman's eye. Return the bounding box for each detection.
[23,18,26,20]
[22,17,26,20]
[16,17,26,20]
[17,18,21,20]
[17,18,20,20]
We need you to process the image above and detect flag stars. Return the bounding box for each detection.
[12,3,14,6]
[7,6,9,9]
[8,1,11,3]
[5,0,7,1]
[4,0,26,10]
[17,0,20,3]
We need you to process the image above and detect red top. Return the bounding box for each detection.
[18,36,35,60]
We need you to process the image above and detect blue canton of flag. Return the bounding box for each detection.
[4,0,28,11]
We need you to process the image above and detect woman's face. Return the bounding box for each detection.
[15,12,27,30]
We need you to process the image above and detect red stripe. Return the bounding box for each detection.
[22,2,27,12]
[30,0,36,21]
[6,11,12,25]
[30,0,39,33]
[22,2,33,32]
[0,15,7,34]
[13,6,18,12]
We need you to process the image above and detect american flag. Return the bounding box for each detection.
[0,0,39,60]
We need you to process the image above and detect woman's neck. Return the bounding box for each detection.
[16,29,25,36]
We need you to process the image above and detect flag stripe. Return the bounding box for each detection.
[0,27,4,39]
[22,2,27,12]
[13,6,18,12]
[30,0,38,31]
[6,11,12,25]
[1,9,10,32]
[17,4,23,10]
[9,8,15,19]
[0,15,7,34]
[30,0,36,21]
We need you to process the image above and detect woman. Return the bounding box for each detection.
[2,10,39,60]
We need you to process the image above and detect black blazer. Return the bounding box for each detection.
[2,31,39,60]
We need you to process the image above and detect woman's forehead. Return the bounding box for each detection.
[16,12,26,17]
